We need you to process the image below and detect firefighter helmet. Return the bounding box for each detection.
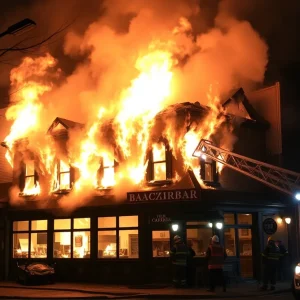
[173,235,181,242]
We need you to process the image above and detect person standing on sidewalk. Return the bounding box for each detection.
[277,240,288,281]
[260,236,281,291]
[170,235,189,288]
[186,240,196,287]
[205,235,227,292]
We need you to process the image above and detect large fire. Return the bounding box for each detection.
[1,6,266,204]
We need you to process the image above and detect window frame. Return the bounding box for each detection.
[53,217,91,259]
[54,160,72,191]
[147,140,172,184]
[97,215,139,260]
[19,160,39,195]
[12,220,48,259]
[186,222,213,258]
[200,156,218,184]
[223,213,253,258]
[97,156,118,189]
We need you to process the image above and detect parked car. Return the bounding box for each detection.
[16,262,55,285]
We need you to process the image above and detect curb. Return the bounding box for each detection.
[0,285,292,299]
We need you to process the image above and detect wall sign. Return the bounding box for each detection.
[262,218,277,235]
[127,189,200,203]
[151,214,171,223]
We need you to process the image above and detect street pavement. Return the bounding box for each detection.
[0,280,293,299]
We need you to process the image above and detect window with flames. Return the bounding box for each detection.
[20,160,40,196]
[148,142,172,183]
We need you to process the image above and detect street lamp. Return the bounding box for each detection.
[0,18,36,39]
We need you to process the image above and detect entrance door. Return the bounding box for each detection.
[151,229,172,283]
[238,228,253,278]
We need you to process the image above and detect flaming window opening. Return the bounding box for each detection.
[52,160,71,192]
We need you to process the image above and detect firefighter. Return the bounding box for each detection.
[260,236,281,291]
[170,235,189,287]
[277,240,288,281]
[206,235,227,292]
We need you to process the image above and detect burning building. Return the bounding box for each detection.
[0,1,290,284]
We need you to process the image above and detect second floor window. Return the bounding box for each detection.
[200,156,218,183]
[56,160,71,190]
[148,142,172,182]
[20,160,39,195]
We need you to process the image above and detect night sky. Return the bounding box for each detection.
[1,0,300,165]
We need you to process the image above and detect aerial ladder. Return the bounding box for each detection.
[192,139,300,198]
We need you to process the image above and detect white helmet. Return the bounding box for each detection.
[174,235,181,242]
[212,235,219,243]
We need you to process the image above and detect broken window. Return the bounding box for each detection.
[20,160,39,195]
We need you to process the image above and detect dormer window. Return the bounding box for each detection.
[55,160,71,191]
[101,154,115,188]
[97,147,117,189]
[25,160,35,191]
[20,160,39,195]
[200,156,218,185]
[152,143,166,181]
[148,142,172,183]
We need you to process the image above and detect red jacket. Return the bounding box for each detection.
[206,243,226,270]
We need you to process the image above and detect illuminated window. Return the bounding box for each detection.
[57,160,71,190]
[186,228,212,257]
[12,220,47,259]
[98,216,139,259]
[152,230,170,257]
[20,161,39,195]
[224,228,236,256]
[53,218,91,259]
[148,142,172,182]
[98,148,117,189]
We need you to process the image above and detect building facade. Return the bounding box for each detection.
[0,88,292,284]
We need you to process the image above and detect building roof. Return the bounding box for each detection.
[47,117,85,134]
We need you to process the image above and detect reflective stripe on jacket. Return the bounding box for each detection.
[170,243,189,266]
[262,241,281,262]
[208,244,225,269]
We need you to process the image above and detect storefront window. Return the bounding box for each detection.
[224,214,235,225]
[224,228,236,256]
[98,216,139,259]
[54,231,71,258]
[12,220,47,259]
[98,230,117,258]
[74,218,90,229]
[73,231,90,258]
[53,218,90,259]
[238,228,253,277]
[13,233,29,258]
[238,214,252,225]
[186,228,212,257]
[152,230,170,257]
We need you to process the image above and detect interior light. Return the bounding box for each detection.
[285,217,291,225]
[208,222,213,228]
[295,265,300,275]
[295,193,300,201]
[276,217,283,224]
[216,222,223,230]
[172,223,179,232]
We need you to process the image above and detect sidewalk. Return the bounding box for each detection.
[0,280,292,299]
